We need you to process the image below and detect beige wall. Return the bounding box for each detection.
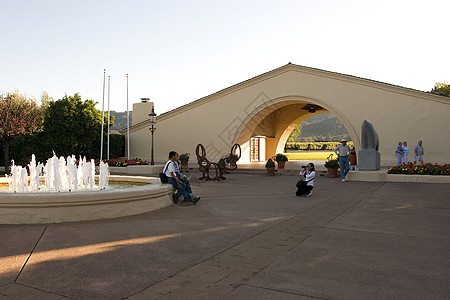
[124,64,450,166]
[132,100,154,126]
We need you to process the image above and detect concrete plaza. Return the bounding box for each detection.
[0,173,449,299]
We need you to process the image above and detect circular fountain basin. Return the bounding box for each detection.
[0,175,174,225]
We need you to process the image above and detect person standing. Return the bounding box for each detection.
[395,142,404,166]
[296,163,315,197]
[334,139,351,182]
[414,140,424,165]
[165,151,200,205]
[402,141,409,164]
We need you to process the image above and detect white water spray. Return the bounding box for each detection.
[5,154,109,193]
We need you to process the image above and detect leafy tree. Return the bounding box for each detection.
[430,82,450,97]
[40,91,53,109]
[108,133,125,158]
[41,93,113,159]
[284,123,302,152]
[287,123,302,143]
[8,133,45,166]
[0,91,44,173]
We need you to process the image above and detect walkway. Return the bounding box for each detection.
[0,173,449,299]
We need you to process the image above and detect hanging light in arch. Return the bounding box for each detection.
[302,104,323,114]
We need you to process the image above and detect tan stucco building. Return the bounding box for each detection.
[123,64,450,166]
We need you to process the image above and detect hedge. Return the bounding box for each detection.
[2,133,125,167]
[286,141,354,151]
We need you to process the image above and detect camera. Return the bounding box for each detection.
[301,165,307,168]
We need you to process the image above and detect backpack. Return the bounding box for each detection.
[159,162,171,183]
[296,172,315,189]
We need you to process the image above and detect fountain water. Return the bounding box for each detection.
[1,154,173,224]
[5,153,109,193]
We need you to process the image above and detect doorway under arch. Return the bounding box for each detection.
[232,96,359,162]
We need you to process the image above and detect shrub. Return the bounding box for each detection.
[104,158,150,167]
[274,153,288,162]
[265,158,275,168]
[179,153,190,161]
[3,132,125,168]
[286,141,354,151]
[324,158,340,169]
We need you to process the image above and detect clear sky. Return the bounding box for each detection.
[2,0,449,114]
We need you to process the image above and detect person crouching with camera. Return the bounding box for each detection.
[296,163,315,197]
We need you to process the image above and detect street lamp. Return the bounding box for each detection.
[148,105,157,165]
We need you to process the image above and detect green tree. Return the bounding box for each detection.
[287,124,302,143]
[430,82,450,97]
[40,91,53,109]
[41,93,113,158]
[0,91,44,173]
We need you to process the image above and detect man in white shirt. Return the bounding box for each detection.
[334,139,351,182]
[414,140,424,165]
[165,151,200,204]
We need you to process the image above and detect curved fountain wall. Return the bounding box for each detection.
[0,175,173,224]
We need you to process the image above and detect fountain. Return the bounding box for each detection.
[0,154,173,224]
[6,154,109,193]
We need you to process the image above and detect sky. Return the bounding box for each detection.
[2,0,449,114]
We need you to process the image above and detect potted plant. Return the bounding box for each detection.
[179,153,190,170]
[274,153,288,169]
[324,158,340,178]
[265,158,276,176]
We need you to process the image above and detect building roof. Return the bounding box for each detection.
[122,63,449,133]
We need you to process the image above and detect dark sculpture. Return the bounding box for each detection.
[358,120,380,170]
[196,143,241,181]
[361,120,379,151]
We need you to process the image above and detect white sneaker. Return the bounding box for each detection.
[341,179,346,182]
[306,192,312,197]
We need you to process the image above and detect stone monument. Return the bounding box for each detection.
[358,120,380,170]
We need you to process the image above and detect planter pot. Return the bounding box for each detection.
[180,160,189,172]
[327,167,338,178]
[349,151,357,165]
[266,167,275,176]
[277,161,286,169]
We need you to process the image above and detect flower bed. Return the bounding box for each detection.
[104,159,150,167]
[388,163,450,175]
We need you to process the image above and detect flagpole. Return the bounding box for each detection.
[126,73,130,160]
[107,75,111,161]
[100,69,106,161]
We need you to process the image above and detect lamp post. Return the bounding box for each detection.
[148,105,157,165]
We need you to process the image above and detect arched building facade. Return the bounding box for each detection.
[124,64,450,166]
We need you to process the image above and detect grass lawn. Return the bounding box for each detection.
[284,151,337,161]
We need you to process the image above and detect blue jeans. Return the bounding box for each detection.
[339,156,350,179]
[168,176,194,202]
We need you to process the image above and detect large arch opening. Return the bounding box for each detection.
[283,113,353,162]
[233,96,359,163]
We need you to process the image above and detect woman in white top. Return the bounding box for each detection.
[296,163,315,197]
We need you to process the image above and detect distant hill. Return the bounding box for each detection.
[109,111,350,142]
[296,113,351,142]
[110,111,132,131]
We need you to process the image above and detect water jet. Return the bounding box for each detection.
[1,155,173,224]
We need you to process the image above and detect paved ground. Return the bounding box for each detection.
[0,173,449,300]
